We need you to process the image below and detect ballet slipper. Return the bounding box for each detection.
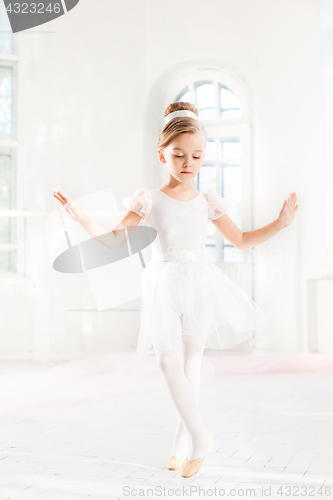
[179,433,214,478]
[179,456,204,477]
[167,455,187,470]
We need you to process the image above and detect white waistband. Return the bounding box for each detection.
[151,250,206,262]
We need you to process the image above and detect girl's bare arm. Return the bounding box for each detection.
[212,192,298,251]
[53,190,142,249]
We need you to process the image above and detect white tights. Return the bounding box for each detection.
[154,335,212,461]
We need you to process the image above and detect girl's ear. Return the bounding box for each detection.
[158,149,166,163]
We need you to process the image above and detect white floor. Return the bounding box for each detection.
[0,354,333,500]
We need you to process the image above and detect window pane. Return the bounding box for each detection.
[224,165,242,232]
[224,165,241,203]
[219,140,241,159]
[204,141,216,161]
[0,153,11,242]
[220,88,240,109]
[0,250,16,273]
[196,84,215,109]
[223,142,241,159]
[0,66,12,140]
[224,246,242,262]
[204,241,217,261]
[218,240,229,261]
[198,108,216,120]
[222,109,241,119]
[0,2,13,54]
[199,165,216,193]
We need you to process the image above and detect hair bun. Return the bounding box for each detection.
[164,102,199,119]
[157,101,207,149]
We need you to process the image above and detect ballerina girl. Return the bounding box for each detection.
[53,101,298,478]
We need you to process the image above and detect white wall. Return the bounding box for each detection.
[0,0,329,359]
[320,0,333,273]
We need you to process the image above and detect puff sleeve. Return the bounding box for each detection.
[122,187,152,221]
[206,187,229,220]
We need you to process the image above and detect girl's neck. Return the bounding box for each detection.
[159,182,197,194]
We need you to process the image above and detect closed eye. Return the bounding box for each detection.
[174,155,201,159]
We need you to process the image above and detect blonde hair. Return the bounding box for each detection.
[157,102,207,149]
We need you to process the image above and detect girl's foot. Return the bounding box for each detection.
[179,432,214,478]
[179,456,204,478]
[167,455,187,470]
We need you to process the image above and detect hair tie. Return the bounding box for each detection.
[164,110,198,124]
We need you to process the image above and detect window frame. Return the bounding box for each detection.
[0,35,22,276]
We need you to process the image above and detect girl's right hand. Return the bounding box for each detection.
[53,190,86,223]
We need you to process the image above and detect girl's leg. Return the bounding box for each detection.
[155,334,212,461]
[171,336,205,457]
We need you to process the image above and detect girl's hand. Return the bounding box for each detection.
[53,190,86,223]
[278,192,298,229]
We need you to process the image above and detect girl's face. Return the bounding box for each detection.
[158,132,206,184]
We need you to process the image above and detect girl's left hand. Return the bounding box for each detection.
[278,193,298,229]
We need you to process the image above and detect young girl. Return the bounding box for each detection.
[53,102,298,478]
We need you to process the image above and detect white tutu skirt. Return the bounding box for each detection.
[137,258,270,357]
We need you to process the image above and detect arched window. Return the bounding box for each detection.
[175,80,244,263]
